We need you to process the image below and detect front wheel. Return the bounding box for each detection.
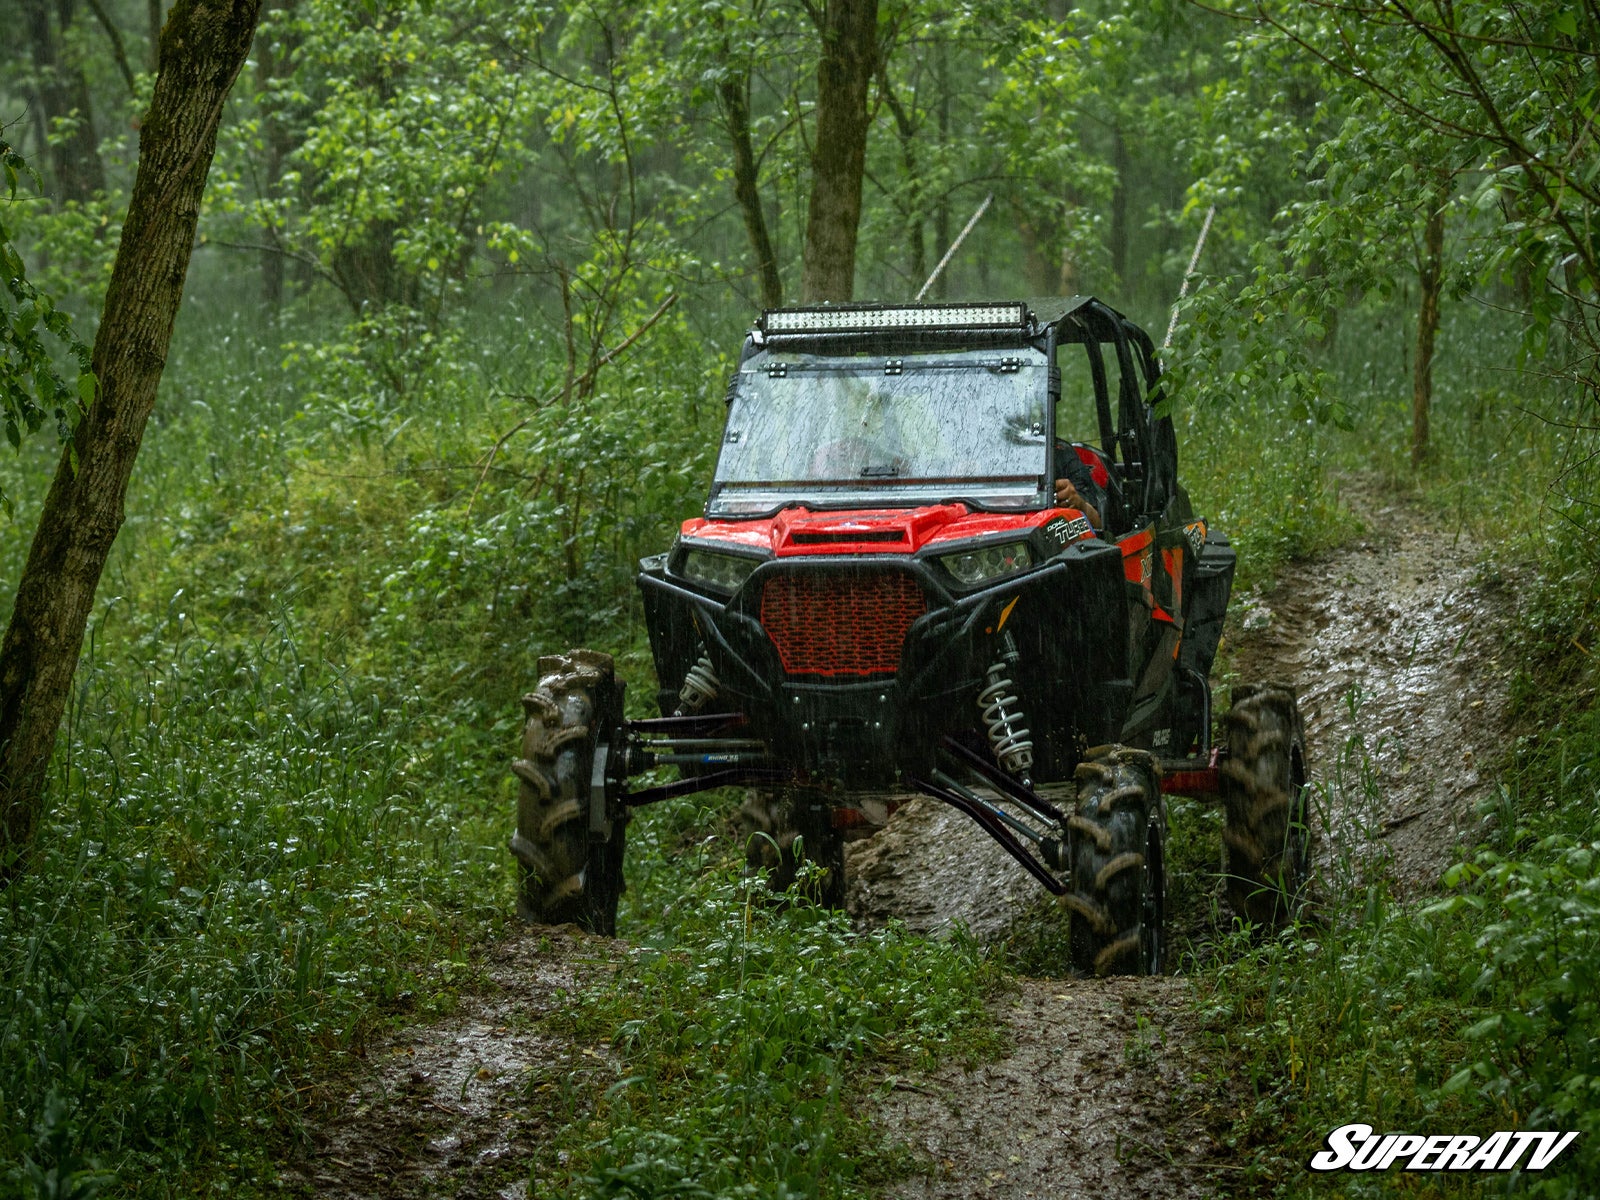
[509,649,627,935]
[1063,746,1166,976]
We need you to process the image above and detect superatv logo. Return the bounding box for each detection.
[1309,1124,1579,1172]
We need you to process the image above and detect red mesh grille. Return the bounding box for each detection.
[760,572,927,676]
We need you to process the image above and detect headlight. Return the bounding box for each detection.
[680,548,761,595]
[939,540,1033,586]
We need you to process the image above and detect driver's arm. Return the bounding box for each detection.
[1054,477,1102,529]
[1053,448,1104,529]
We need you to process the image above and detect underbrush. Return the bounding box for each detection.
[0,620,507,1195]
[0,292,726,1194]
[536,863,1006,1200]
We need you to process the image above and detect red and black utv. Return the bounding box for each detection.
[511,299,1307,974]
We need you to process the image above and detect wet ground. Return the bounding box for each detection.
[286,479,1514,1198]
[877,977,1235,1200]
[280,929,618,1199]
[1224,480,1513,897]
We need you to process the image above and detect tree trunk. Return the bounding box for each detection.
[800,0,878,303]
[0,0,263,884]
[1110,124,1129,286]
[879,69,924,293]
[932,38,950,299]
[21,0,108,204]
[1411,186,1447,468]
[718,58,783,309]
[254,1,298,310]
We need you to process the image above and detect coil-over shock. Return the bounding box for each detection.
[977,631,1033,785]
[674,652,720,716]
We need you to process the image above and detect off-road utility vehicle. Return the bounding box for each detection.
[510,298,1308,974]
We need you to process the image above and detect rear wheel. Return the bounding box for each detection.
[740,788,846,908]
[510,650,626,935]
[1220,683,1309,926]
[1063,746,1166,976]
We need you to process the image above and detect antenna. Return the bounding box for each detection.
[1163,204,1216,350]
[915,194,993,302]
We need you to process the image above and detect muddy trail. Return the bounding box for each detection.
[285,482,1513,1198]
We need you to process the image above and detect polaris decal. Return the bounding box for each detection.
[1309,1125,1579,1172]
[1043,515,1092,547]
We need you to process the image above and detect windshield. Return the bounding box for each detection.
[709,348,1050,516]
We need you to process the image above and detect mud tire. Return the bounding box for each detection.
[510,649,626,936]
[1220,682,1309,926]
[1064,746,1166,976]
[740,788,846,908]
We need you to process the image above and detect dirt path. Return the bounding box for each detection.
[876,977,1235,1200]
[281,929,616,1199]
[286,480,1514,1199]
[840,478,1514,1197]
[1225,480,1514,897]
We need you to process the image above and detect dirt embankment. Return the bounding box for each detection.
[286,481,1514,1199]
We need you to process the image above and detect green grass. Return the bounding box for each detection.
[535,864,1006,1200]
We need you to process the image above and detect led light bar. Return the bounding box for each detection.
[759,302,1028,335]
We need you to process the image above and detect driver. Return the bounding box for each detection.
[1054,440,1104,529]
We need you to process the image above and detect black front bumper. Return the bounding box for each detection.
[638,540,1131,786]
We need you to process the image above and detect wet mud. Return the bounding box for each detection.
[877,978,1234,1200]
[838,477,1514,1199]
[1225,480,1514,896]
[280,929,616,1199]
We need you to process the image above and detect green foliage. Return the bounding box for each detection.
[3,0,1599,1195]
[0,615,506,1193]
[218,0,546,319]
[542,865,1003,1199]
[0,138,93,510]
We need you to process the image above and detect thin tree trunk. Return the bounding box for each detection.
[149,0,164,69]
[800,0,878,303]
[22,0,107,203]
[879,67,923,292]
[932,37,950,299]
[1412,186,1447,468]
[718,58,783,309]
[255,1,297,310]
[1110,124,1129,286]
[0,0,263,884]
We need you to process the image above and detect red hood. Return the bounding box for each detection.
[680,504,1087,556]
